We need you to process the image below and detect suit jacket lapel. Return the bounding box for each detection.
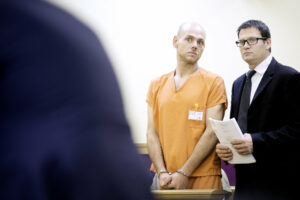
[251,58,276,104]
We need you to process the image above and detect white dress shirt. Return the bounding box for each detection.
[250,54,272,104]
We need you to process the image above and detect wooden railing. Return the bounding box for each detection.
[136,142,148,154]
[152,189,233,200]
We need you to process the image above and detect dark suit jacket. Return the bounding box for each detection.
[231,58,300,200]
[0,0,152,199]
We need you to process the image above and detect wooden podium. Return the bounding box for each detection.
[152,189,233,200]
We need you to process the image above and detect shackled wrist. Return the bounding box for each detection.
[157,169,170,178]
[176,169,189,178]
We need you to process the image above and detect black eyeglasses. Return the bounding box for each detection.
[235,37,267,47]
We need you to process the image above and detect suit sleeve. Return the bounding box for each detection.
[251,72,300,153]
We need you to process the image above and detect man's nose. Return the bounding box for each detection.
[243,41,251,48]
[192,41,198,49]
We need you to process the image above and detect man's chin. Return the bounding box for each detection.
[242,56,253,64]
[185,57,199,64]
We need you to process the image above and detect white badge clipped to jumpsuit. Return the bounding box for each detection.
[188,103,203,121]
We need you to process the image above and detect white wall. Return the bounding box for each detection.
[48,0,300,143]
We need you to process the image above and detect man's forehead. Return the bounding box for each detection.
[178,23,206,38]
[239,27,261,38]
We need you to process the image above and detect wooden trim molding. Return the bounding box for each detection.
[136,143,148,154]
[152,189,234,200]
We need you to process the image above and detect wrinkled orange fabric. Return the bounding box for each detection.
[188,175,222,189]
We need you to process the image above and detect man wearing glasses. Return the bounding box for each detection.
[216,20,300,200]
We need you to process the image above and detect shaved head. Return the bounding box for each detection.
[173,21,206,65]
[177,22,206,39]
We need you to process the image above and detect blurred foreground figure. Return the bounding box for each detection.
[0,0,152,199]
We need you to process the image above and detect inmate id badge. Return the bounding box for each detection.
[188,110,203,121]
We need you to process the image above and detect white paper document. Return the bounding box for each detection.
[209,118,256,164]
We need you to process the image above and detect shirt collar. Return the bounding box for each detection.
[252,54,272,75]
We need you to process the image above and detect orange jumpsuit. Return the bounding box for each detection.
[147,68,227,189]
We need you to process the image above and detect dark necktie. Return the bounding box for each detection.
[237,70,256,133]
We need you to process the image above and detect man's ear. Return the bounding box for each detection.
[266,38,271,51]
[173,36,178,48]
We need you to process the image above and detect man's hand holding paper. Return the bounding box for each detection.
[231,133,253,155]
[209,118,256,164]
[216,143,233,162]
